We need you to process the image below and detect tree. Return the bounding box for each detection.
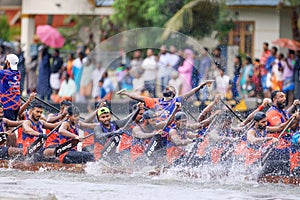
[0,16,10,41]
[111,0,191,29]
[112,0,234,42]
[162,0,234,41]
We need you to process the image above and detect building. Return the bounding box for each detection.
[226,0,292,58]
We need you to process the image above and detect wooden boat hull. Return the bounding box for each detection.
[0,159,85,173]
[258,175,300,185]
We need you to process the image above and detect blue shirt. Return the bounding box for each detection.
[0,69,20,110]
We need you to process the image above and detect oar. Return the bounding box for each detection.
[184,114,219,165]
[27,120,65,157]
[0,123,23,145]
[182,106,197,122]
[220,99,243,122]
[54,133,94,157]
[261,116,296,166]
[144,103,180,158]
[55,106,142,157]
[21,96,86,121]
[219,119,256,162]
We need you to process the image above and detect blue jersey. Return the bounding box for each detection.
[0,69,20,110]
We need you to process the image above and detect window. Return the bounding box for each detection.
[228,21,255,57]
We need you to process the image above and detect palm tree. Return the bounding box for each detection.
[162,0,234,42]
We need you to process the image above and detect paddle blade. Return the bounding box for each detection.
[100,135,121,159]
[144,135,163,158]
[0,132,7,145]
[54,139,79,157]
[27,137,45,157]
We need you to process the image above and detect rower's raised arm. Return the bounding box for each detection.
[117,89,145,103]
[182,80,214,101]
[198,95,220,122]
[241,98,271,126]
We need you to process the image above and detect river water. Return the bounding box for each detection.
[0,160,299,200]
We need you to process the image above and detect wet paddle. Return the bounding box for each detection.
[184,114,219,165]
[220,99,243,122]
[21,96,86,121]
[0,124,23,145]
[27,120,65,157]
[144,103,180,158]
[54,133,94,157]
[261,116,296,166]
[99,106,142,159]
[55,106,141,157]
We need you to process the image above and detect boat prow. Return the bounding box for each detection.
[0,159,85,173]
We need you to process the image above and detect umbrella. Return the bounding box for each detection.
[272,38,300,50]
[36,25,65,48]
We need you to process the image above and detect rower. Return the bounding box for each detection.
[118,81,214,119]
[245,112,293,167]
[130,110,167,165]
[264,90,300,175]
[0,103,23,159]
[167,112,202,165]
[93,106,137,161]
[58,105,96,164]
[118,103,145,160]
[22,101,60,160]
[45,100,72,149]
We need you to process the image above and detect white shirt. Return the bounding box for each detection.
[58,78,76,97]
[168,53,180,68]
[92,68,105,98]
[141,56,157,81]
[158,53,170,78]
[215,75,230,97]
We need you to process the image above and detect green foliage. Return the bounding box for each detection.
[0,16,10,41]
[112,0,234,42]
[111,0,190,29]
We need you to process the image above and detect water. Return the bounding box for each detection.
[0,161,299,200]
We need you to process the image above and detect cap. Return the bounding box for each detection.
[142,110,156,120]
[97,107,110,117]
[174,112,187,121]
[6,54,19,70]
[253,112,266,122]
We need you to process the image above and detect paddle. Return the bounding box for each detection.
[261,116,296,166]
[220,99,243,122]
[144,103,180,158]
[21,96,86,121]
[0,123,23,145]
[99,106,141,159]
[27,120,65,157]
[54,133,94,157]
[55,106,141,157]
[184,114,219,165]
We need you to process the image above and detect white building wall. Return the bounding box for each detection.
[22,0,114,15]
[230,7,280,58]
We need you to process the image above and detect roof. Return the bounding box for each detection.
[94,0,114,7]
[226,0,289,7]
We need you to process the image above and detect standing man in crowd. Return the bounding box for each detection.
[0,54,21,121]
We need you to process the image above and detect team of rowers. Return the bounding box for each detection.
[1,80,300,176]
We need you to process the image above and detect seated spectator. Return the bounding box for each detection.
[51,72,76,103]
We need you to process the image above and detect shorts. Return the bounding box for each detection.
[4,109,19,121]
[0,146,9,159]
